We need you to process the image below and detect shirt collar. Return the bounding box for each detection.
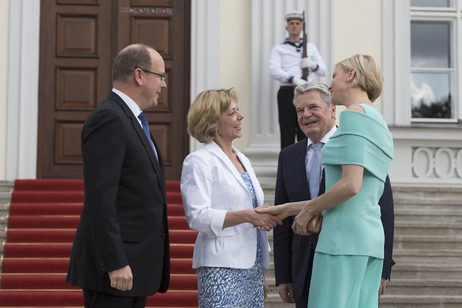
[307,125,337,150]
[112,88,143,126]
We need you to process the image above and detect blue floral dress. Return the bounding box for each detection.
[196,172,264,308]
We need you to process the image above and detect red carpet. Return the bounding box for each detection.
[0,179,198,307]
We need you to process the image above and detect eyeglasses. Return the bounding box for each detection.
[135,67,167,82]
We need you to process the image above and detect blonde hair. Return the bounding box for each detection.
[187,88,239,143]
[336,54,384,102]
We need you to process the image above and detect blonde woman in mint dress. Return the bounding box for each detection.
[258,54,393,308]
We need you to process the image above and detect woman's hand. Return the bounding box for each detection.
[263,276,269,299]
[292,202,315,236]
[249,206,283,231]
[255,204,289,221]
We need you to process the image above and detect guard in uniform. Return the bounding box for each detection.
[269,11,327,149]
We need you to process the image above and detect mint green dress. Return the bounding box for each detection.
[308,104,393,308]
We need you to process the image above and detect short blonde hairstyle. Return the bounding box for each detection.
[336,54,384,102]
[187,88,239,143]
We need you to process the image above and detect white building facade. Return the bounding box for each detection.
[1,0,461,187]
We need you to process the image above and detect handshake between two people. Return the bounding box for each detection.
[252,201,316,236]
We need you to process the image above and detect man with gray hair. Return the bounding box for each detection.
[272,81,395,307]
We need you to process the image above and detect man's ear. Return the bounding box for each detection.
[134,68,143,86]
[331,103,337,118]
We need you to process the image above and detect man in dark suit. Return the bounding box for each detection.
[273,81,394,308]
[67,44,170,308]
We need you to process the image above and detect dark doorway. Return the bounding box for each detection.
[37,0,190,180]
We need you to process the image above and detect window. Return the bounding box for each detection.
[410,0,459,123]
[411,0,453,8]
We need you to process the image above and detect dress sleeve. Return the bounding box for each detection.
[321,110,394,182]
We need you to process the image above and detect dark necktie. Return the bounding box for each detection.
[138,112,158,161]
[309,142,323,199]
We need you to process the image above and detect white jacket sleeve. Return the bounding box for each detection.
[180,154,228,236]
[269,45,292,84]
[308,43,327,77]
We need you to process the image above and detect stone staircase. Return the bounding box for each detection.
[380,186,462,308]
[0,181,14,259]
[1,181,461,307]
[262,184,462,308]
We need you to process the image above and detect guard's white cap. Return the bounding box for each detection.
[285,11,303,22]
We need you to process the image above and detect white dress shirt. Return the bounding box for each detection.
[269,39,327,86]
[305,125,337,183]
[112,88,143,127]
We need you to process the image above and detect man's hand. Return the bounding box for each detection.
[293,77,307,87]
[278,283,295,303]
[378,277,387,298]
[108,265,133,291]
[301,56,317,70]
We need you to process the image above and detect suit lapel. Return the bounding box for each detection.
[205,142,249,191]
[151,136,166,193]
[109,92,167,199]
[293,139,311,200]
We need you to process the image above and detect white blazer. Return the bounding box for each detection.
[180,141,270,270]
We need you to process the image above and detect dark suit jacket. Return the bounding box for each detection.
[67,91,170,297]
[273,138,394,300]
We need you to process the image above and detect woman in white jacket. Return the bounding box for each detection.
[180,88,282,307]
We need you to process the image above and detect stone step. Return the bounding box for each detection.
[393,235,462,250]
[0,215,7,231]
[386,279,462,296]
[0,203,10,217]
[264,282,462,307]
[0,181,14,192]
[392,186,462,200]
[264,293,294,308]
[391,264,462,280]
[394,197,462,210]
[392,249,462,265]
[266,259,462,280]
[395,209,462,223]
[394,221,462,236]
[0,192,11,204]
[265,277,278,293]
[379,295,462,308]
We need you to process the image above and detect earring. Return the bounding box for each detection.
[347,78,350,82]
[215,129,217,134]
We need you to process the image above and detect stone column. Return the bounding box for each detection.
[245,0,334,183]
[6,0,41,180]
